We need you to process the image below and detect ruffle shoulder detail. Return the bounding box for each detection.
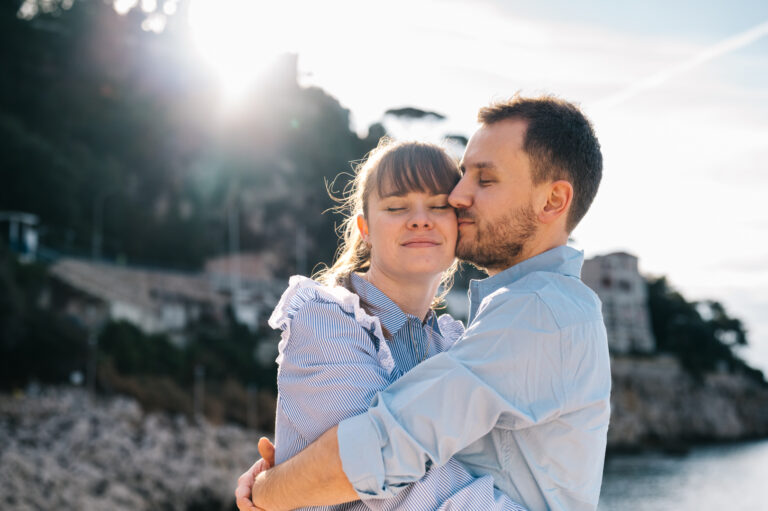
[268,275,396,375]
[437,313,465,346]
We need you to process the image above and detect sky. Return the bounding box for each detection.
[175,0,768,371]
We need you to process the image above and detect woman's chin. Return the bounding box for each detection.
[395,264,451,282]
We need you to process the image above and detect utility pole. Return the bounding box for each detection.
[296,224,307,276]
[92,189,116,260]
[247,383,259,430]
[228,197,241,296]
[193,364,205,424]
[86,330,99,398]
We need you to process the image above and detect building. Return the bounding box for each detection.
[0,211,39,263]
[50,259,228,343]
[581,252,656,354]
[204,252,286,332]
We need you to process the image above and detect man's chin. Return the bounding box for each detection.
[455,243,480,265]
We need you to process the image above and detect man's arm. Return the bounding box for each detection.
[251,291,564,507]
[250,426,357,511]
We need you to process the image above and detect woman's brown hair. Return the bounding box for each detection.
[315,137,460,309]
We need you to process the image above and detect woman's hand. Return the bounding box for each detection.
[235,437,276,511]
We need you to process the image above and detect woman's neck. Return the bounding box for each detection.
[360,267,441,321]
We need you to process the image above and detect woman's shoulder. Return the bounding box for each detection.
[268,276,380,333]
[268,276,394,372]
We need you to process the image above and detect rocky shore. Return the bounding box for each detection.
[0,388,262,511]
[609,355,768,450]
[3,357,768,510]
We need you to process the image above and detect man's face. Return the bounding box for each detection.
[449,119,540,274]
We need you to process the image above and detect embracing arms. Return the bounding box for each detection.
[248,291,572,509]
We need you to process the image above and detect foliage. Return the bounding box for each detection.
[647,276,764,384]
[1,0,381,272]
[0,242,89,387]
[95,318,278,427]
[0,0,386,429]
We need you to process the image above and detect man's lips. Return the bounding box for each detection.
[457,218,475,228]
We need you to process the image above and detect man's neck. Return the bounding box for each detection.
[486,234,569,277]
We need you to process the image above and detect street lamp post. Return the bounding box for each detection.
[92,188,117,260]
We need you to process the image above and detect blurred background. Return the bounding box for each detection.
[1,1,767,510]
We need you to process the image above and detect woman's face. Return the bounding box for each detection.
[359,189,457,283]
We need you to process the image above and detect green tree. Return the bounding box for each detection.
[647,276,763,384]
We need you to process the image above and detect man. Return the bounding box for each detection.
[237,95,611,511]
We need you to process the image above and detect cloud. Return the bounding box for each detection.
[591,20,768,110]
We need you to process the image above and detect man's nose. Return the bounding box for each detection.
[448,177,472,209]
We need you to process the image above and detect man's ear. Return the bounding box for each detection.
[539,180,573,225]
[356,214,369,241]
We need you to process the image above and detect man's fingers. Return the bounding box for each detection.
[258,437,276,467]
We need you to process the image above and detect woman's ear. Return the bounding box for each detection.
[356,214,369,241]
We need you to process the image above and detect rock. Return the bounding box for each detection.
[0,388,263,511]
[608,355,768,449]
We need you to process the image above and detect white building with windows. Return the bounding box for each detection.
[581,252,656,354]
[50,259,228,343]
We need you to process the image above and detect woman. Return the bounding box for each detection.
[237,139,525,510]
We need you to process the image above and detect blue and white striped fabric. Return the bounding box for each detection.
[269,273,527,511]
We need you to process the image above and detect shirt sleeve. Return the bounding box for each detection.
[278,299,530,510]
[338,289,567,498]
[277,299,392,444]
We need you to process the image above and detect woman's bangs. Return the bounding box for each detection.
[374,147,459,198]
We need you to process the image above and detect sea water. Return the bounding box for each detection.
[598,439,768,510]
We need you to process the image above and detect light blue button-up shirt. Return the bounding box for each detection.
[270,274,526,510]
[337,246,612,511]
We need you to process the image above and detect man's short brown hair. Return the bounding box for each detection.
[478,95,602,232]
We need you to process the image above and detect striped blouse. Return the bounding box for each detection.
[269,273,526,511]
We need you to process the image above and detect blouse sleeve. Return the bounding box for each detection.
[277,299,393,444]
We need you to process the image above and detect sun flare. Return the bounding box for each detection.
[187,0,298,105]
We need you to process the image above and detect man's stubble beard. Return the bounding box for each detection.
[455,204,538,273]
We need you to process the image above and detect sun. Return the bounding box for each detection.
[187,0,297,106]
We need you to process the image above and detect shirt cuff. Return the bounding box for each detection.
[337,412,391,498]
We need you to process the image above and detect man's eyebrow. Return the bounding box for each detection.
[460,161,496,171]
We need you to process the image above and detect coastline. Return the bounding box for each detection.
[3,356,768,510]
[608,355,768,451]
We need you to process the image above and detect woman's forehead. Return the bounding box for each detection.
[373,165,453,198]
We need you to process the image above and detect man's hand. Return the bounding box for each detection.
[235,437,276,511]
[249,426,359,511]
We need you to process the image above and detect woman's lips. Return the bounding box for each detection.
[402,239,440,247]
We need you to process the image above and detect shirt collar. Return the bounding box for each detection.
[349,273,408,338]
[468,245,584,324]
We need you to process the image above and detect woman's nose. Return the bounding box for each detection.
[408,207,433,229]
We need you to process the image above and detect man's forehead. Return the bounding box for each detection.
[461,134,499,169]
[461,120,526,169]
